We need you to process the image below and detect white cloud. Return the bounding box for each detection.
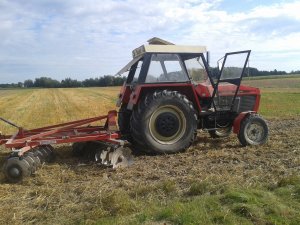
[0,0,299,83]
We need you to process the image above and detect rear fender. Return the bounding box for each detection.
[126,84,201,112]
[233,111,255,134]
[116,82,132,107]
[127,85,142,110]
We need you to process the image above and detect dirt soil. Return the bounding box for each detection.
[0,118,299,224]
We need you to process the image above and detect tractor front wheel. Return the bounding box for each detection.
[238,114,268,146]
[130,90,197,154]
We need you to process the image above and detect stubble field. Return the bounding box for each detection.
[0,77,300,225]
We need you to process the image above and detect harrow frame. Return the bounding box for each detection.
[0,110,121,156]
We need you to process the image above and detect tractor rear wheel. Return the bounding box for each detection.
[238,114,268,146]
[130,90,197,154]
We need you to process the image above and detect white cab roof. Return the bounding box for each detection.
[115,37,207,75]
[132,37,207,58]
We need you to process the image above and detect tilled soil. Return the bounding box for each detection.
[0,118,299,224]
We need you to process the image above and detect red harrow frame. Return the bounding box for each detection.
[0,110,131,183]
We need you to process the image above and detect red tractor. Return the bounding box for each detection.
[0,37,269,183]
[116,37,268,153]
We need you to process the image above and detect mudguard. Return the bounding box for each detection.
[233,111,255,134]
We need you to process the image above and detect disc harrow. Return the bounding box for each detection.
[0,110,134,183]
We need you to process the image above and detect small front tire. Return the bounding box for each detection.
[238,114,268,146]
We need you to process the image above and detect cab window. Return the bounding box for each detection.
[131,60,143,83]
[184,56,208,83]
[145,54,189,83]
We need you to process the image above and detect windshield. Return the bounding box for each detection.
[220,52,249,80]
[145,54,189,83]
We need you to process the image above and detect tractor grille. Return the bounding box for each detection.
[214,95,257,112]
[236,95,257,112]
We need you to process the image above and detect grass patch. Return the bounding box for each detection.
[93,181,300,225]
[101,189,137,216]
[259,91,300,118]
[187,181,212,196]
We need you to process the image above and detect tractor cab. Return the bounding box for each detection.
[116,37,208,107]
[116,37,257,113]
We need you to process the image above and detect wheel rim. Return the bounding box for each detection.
[244,121,265,144]
[149,105,186,144]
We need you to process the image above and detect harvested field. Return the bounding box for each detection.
[0,77,300,224]
[0,87,119,134]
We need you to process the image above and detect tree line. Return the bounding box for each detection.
[0,68,299,88]
[0,75,126,88]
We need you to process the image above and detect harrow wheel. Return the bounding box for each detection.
[3,157,31,183]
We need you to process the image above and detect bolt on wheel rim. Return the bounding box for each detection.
[245,121,265,144]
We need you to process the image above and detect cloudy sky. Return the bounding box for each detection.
[0,0,299,83]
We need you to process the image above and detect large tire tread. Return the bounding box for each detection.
[130,90,197,154]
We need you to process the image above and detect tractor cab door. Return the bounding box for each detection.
[211,50,251,112]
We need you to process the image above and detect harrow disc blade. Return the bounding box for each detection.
[3,157,31,183]
[72,142,87,157]
[95,146,134,168]
[96,147,112,165]
[26,152,42,168]
[23,154,37,174]
[34,148,47,164]
[40,145,56,163]
[110,147,133,169]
